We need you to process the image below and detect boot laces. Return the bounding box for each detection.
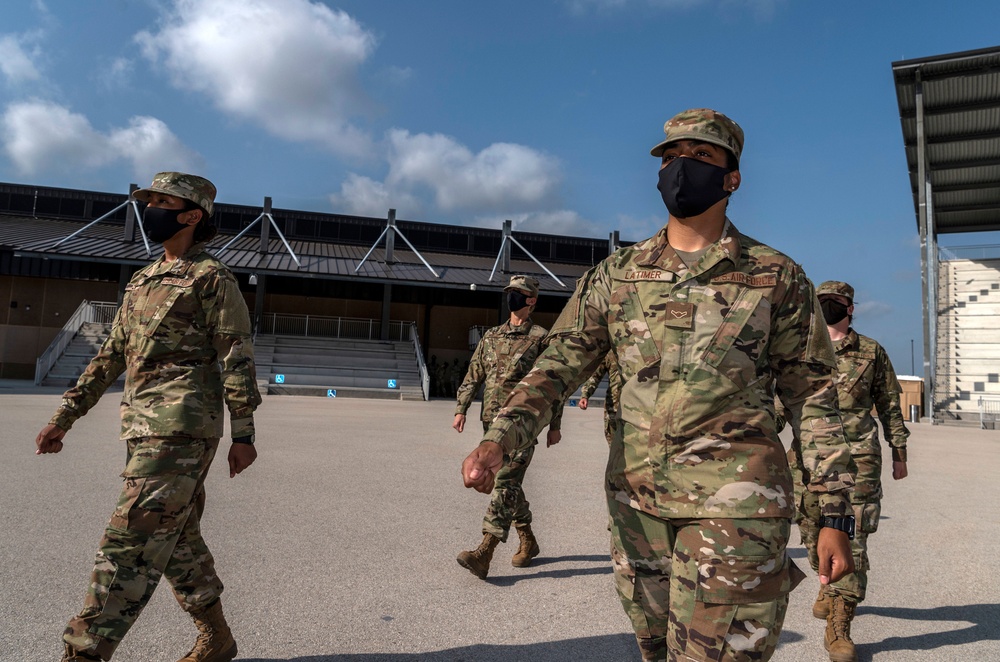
[833,599,854,638]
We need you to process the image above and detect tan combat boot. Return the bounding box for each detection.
[824,596,858,662]
[61,644,101,661]
[812,584,833,619]
[177,599,238,662]
[511,524,540,567]
[456,533,501,579]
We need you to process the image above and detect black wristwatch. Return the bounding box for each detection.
[819,515,855,540]
[232,435,255,445]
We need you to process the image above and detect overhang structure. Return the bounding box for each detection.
[892,45,1000,420]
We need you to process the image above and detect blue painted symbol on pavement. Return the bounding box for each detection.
[569,399,579,407]
[275,374,285,384]
[387,379,397,389]
[327,389,337,397]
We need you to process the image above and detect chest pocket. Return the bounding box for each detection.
[838,354,875,406]
[609,282,661,381]
[701,287,770,390]
[141,278,198,343]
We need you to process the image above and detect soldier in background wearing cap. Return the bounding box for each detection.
[461,109,856,661]
[35,172,261,662]
[781,280,909,662]
[453,274,564,579]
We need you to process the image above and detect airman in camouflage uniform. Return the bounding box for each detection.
[783,280,909,662]
[35,172,261,662]
[453,275,564,579]
[462,110,856,661]
[578,351,623,445]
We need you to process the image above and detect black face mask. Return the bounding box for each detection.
[142,206,188,243]
[657,157,731,218]
[820,299,850,325]
[507,291,530,312]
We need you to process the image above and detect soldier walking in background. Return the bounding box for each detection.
[577,351,623,446]
[452,275,563,579]
[461,109,856,661]
[34,172,262,662]
[784,280,910,662]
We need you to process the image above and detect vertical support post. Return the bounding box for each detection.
[915,68,933,422]
[253,274,266,336]
[124,183,138,242]
[381,283,392,341]
[117,265,131,306]
[386,209,396,264]
[502,219,512,273]
[609,230,620,255]
[260,197,272,254]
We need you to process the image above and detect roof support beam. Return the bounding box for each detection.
[915,69,936,421]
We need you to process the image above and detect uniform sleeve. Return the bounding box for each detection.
[484,267,611,454]
[455,337,487,416]
[50,304,128,431]
[873,344,910,462]
[205,271,262,439]
[579,358,609,399]
[770,268,855,518]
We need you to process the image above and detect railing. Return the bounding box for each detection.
[469,325,489,351]
[410,322,430,401]
[34,300,118,385]
[258,313,412,341]
[940,244,1000,261]
[978,396,1000,429]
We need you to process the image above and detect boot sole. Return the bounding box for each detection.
[456,555,488,580]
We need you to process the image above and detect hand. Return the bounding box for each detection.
[816,526,855,585]
[578,398,589,410]
[35,424,67,455]
[452,414,466,433]
[228,442,258,478]
[892,460,908,480]
[546,429,561,447]
[461,441,504,493]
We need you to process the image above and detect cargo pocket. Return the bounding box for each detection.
[121,438,211,478]
[696,553,803,605]
[854,501,881,534]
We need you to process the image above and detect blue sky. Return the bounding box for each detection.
[3,0,1000,375]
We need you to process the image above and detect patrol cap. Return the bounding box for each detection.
[133,171,217,217]
[650,108,744,165]
[504,274,540,297]
[816,280,855,303]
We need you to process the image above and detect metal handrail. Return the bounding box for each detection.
[257,313,412,341]
[34,300,118,385]
[410,322,430,401]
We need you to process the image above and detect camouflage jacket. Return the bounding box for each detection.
[483,222,854,520]
[830,330,908,460]
[50,243,262,440]
[579,352,623,421]
[456,319,562,431]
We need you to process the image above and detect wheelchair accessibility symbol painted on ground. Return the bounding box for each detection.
[275,374,285,384]
[387,379,397,389]
[327,389,337,397]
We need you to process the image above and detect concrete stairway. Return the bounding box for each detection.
[254,335,425,400]
[41,322,113,387]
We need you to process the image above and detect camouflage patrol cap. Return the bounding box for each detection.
[650,108,744,164]
[816,280,855,303]
[504,274,540,297]
[133,172,217,217]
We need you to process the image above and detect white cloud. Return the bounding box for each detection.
[97,57,134,89]
[2,100,202,177]
[0,33,43,83]
[137,0,377,158]
[329,173,421,217]
[854,300,893,320]
[471,210,601,237]
[385,129,562,212]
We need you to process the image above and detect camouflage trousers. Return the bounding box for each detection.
[608,495,805,662]
[796,452,882,604]
[481,421,536,542]
[63,437,224,660]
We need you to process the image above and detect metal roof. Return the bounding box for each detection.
[893,45,1000,234]
[0,214,591,296]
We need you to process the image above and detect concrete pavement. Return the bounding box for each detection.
[2,385,997,661]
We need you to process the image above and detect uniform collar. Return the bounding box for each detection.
[834,328,859,353]
[634,218,742,277]
[502,318,534,334]
[149,241,208,276]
